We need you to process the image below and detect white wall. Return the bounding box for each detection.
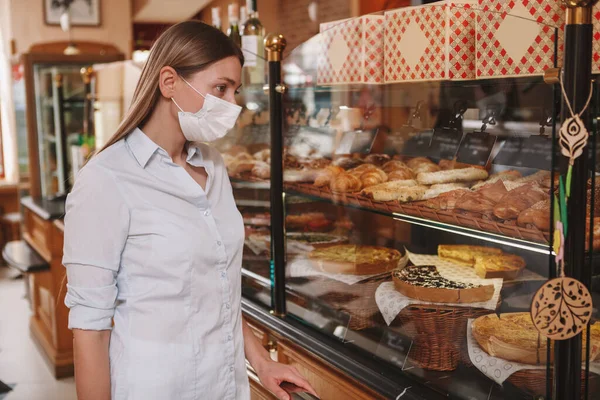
[0,0,18,181]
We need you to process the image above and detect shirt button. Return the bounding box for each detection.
[225,303,231,309]
[217,241,222,246]
[204,210,210,216]
[221,271,226,278]
[229,366,234,372]
[227,335,232,341]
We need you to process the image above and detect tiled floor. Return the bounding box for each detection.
[0,267,77,400]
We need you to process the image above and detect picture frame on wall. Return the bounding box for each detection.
[44,0,101,27]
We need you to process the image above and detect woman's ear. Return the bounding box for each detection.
[158,66,178,98]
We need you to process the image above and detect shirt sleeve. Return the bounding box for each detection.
[63,163,130,330]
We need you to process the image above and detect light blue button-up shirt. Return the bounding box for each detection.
[63,128,250,400]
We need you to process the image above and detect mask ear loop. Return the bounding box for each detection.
[180,76,207,99]
[171,97,185,112]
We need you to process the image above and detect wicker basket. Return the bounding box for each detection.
[296,274,390,331]
[392,304,492,371]
[507,369,599,399]
[284,182,550,244]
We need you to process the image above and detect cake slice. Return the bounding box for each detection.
[473,253,526,279]
[438,245,502,266]
[392,265,494,303]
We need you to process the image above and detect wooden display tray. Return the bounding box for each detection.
[285,182,551,245]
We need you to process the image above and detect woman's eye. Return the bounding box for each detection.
[216,85,226,93]
[235,90,241,95]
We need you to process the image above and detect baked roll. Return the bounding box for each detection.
[417,167,489,185]
[360,169,388,188]
[251,161,271,180]
[407,157,441,174]
[314,166,344,187]
[382,160,409,173]
[364,154,391,166]
[330,173,362,193]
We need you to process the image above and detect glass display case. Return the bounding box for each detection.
[20,45,123,199]
[236,4,599,400]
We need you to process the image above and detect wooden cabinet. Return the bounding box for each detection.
[23,207,72,378]
[244,316,384,400]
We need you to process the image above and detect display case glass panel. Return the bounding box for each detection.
[273,7,582,399]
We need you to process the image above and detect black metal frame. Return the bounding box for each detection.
[554,6,595,400]
[268,56,287,316]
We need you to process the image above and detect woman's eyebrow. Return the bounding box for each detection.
[217,77,238,85]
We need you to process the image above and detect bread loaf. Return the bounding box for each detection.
[493,183,548,220]
[471,170,522,190]
[361,181,425,202]
[517,199,550,231]
[330,173,362,193]
[423,183,469,200]
[417,167,489,185]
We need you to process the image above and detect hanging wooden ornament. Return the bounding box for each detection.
[530,74,594,341]
[531,276,592,340]
[559,115,588,163]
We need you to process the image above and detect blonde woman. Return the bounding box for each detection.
[63,21,316,400]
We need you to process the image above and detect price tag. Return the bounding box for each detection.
[397,130,434,157]
[494,135,553,169]
[334,129,378,155]
[456,132,497,166]
[429,128,463,160]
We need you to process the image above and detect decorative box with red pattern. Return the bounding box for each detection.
[476,0,564,78]
[317,15,385,85]
[384,1,477,83]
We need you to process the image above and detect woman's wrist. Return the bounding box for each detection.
[249,348,272,374]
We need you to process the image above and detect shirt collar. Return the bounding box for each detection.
[126,128,160,168]
[127,128,203,169]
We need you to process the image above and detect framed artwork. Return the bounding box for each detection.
[44,0,101,27]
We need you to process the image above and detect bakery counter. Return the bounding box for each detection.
[20,196,71,378]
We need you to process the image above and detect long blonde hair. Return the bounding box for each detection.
[97,21,244,153]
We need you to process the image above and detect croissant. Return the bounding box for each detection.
[314,166,344,187]
[382,160,409,173]
[330,173,362,193]
[252,161,271,180]
[364,154,391,166]
[360,169,388,188]
[407,157,441,174]
[388,167,415,181]
[348,163,378,177]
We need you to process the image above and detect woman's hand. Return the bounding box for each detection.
[254,359,318,400]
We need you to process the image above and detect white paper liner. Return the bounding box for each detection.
[467,319,600,384]
[287,251,409,286]
[375,250,503,326]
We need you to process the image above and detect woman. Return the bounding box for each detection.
[63,21,316,400]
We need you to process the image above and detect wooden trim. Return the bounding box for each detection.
[28,41,120,56]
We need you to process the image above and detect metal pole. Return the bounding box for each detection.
[265,33,287,317]
[554,2,596,399]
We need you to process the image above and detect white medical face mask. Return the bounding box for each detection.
[171,77,242,142]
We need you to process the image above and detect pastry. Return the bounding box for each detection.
[348,163,378,177]
[471,170,522,190]
[286,212,330,231]
[515,170,551,185]
[586,217,600,250]
[361,181,425,202]
[407,157,441,174]
[387,167,415,181]
[517,199,551,231]
[392,265,494,303]
[364,154,391,166]
[473,253,526,279]
[417,167,489,185]
[229,159,257,175]
[438,245,503,266]
[418,188,469,211]
[360,169,388,188]
[333,157,365,170]
[314,166,344,187]
[423,183,470,200]
[493,183,548,220]
[253,149,271,162]
[472,313,600,365]
[283,169,320,183]
[308,158,331,169]
[225,145,249,156]
[251,161,270,180]
[330,173,362,193]
[309,244,402,275]
[382,160,409,173]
